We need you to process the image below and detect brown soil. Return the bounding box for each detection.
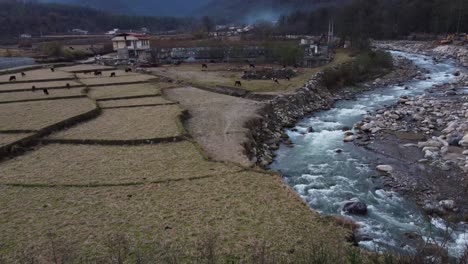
[165,87,265,167]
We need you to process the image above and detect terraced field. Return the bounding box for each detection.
[49,105,184,140]
[0,63,348,262]
[0,98,96,131]
[88,82,172,100]
[0,68,74,83]
[0,80,82,92]
[0,89,84,103]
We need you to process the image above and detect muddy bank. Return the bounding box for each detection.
[245,55,421,167]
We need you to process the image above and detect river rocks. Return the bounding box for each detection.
[343,135,355,142]
[459,134,468,147]
[376,165,394,173]
[439,200,456,211]
[343,201,368,215]
[356,91,468,172]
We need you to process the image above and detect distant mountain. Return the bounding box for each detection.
[199,0,350,22]
[36,0,212,17]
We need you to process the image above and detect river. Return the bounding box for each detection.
[270,51,468,257]
[0,57,35,70]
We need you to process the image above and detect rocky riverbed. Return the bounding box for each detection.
[353,58,468,222]
[375,40,468,68]
[246,54,422,167]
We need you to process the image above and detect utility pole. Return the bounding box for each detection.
[328,19,334,47]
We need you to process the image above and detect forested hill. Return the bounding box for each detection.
[36,0,212,17]
[0,0,193,38]
[277,0,468,40]
[198,0,350,22]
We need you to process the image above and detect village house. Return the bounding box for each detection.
[112,32,151,61]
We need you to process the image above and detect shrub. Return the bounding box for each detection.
[40,42,63,57]
[323,50,393,89]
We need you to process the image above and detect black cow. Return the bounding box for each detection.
[235,81,242,87]
[50,67,55,72]
[202,64,208,70]
[125,68,133,73]
[32,85,36,92]
[43,89,49,95]
[21,72,26,77]
[9,76,16,82]
[273,78,280,84]
[110,72,116,77]
[286,76,291,81]
[94,71,102,76]
[66,83,71,89]
[249,64,255,68]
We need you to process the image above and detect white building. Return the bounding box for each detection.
[111,33,151,60]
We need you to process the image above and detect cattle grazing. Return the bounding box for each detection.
[94,71,102,76]
[43,89,49,95]
[249,64,255,68]
[110,72,116,77]
[21,72,26,77]
[174,61,182,66]
[273,78,280,84]
[125,68,133,73]
[202,64,208,70]
[293,64,299,69]
[32,86,36,92]
[66,83,71,89]
[235,81,242,87]
[283,64,287,69]
[69,47,74,50]
[9,76,16,82]
[50,67,55,72]
[286,76,291,81]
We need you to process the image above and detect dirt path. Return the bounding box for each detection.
[164,86,265,167]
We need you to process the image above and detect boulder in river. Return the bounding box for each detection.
[376,165,394,173]
[343,201,368,215]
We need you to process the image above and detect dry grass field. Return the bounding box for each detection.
[98,96,174,108]
[88,83,165,100]
[0,133,33,147]
[0,63,352,262]
[0,80,82,92]
[50,105,184,140]
[0,171,347,262]
[59,64,115,73]
[80,74,156,86]
[0,142,241,186]
[0,98,96,131]
[0,69,74,83]
[151,50,352,93]
[0,89,84,103]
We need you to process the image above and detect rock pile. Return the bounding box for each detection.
[355,95,468,172]
[242,68,298,80]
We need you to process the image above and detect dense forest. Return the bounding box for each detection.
[0,0,193,38]
[277,0,468,45]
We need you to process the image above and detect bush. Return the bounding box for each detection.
[323,50,393,89]
[40,42,63,57]
[62,49,88,61]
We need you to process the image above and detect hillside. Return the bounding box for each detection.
[37,0,212,16]
[0,1,193,38]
